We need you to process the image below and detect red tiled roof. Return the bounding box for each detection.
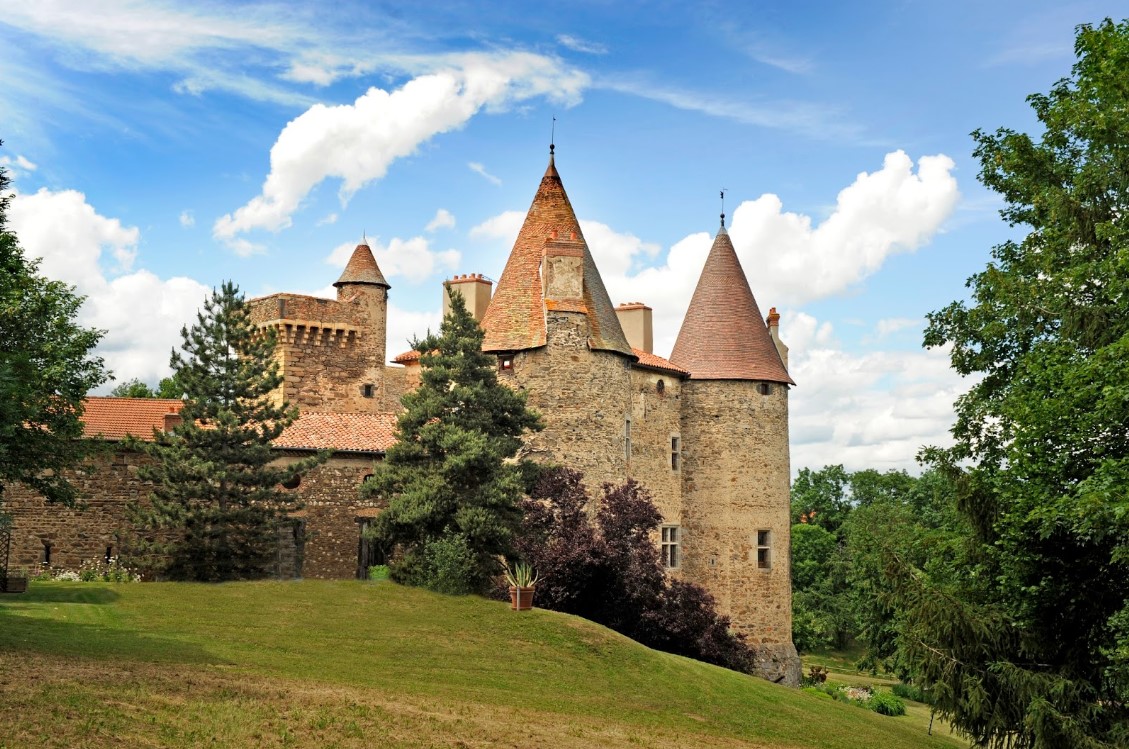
[631,349,689,377]
[81,397,184,441]
[334,243,390,288]
[670,226,795,384]
[392,349,421,364]
[480,153,632,357]
[275,412,397,453]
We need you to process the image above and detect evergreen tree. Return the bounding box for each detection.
[363,289,541,595]
[0,143,108,507]
[890,19,1129,747]
[129,282,324,581]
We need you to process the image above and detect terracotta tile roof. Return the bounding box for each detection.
[275,412,397,453]
[670,226,795,384]
[392,349,421,364]
[81,397,185,441]
[334,243,390,288]
[631,349,689,377]
[481,153,632,357]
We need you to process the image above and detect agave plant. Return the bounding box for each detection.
[501,560,539,588]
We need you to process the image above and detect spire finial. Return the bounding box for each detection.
[362,230,367,245]
[720,189,727,228]
[550,116,556,156]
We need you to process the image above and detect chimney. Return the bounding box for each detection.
[444,274,493,321]
[616,302,653,354]
[766,307,789,369]
[162,406,183,433]
[541,232,585,304]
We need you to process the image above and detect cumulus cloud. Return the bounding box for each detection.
[213,52,587,246]
[785,312,969,473]
[425,208,456,232]
[472,150,957,356]
[8,187,209,389]
[468,162,502,186]
[386,302,442,359]
[325,235,460,284]
[179,210,194,228]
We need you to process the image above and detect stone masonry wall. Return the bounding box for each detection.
[678,379,799,684]
[248,289,389,414]
[4,446,382,580]
[627,368,684,532]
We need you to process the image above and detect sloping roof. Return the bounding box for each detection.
[670,226,794,384]
[81,397,184,441]
[334,243,390,288]
[631,349,690,377]
[391,349,421,364]
[480,153,632,356]
[275,412,397,453]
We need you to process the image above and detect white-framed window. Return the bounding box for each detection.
[624,416,632,460]
[661,525,680,569]
[756,529,772,569]
[671,435,681,471]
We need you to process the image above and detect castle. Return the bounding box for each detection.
[3,150,799,684]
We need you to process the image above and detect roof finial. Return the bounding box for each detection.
[720,189,727,228]
[362,230,367,245]
[550,116,556,156]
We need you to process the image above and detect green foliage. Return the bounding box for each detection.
[895,19,1129,748]
[0,145,109,507]
[127,282,325,581]
[501,560,538,588]
[366,564,390,581]
[865,690,907,717]
[109,375,183,399]
[364,289,541,595]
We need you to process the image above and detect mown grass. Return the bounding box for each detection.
[0,581,966,748]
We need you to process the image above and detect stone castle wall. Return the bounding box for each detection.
[626,368,684,527]
[248,288,390,414]
[678,379,799,684]
[3,447,380,580]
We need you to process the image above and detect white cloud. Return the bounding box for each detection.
[8,187,209,389]
[179,210,195,228]
[557,34,608,55]
[785,311,969,473]
[0,154,38,173]
[386,302,442,359]
[470,210,524,243]
[325,235,460,284]
[425,208,456,232]
[468,162,502,186]
[213,52,586,246]
[873,317,921,338]
[317,212,339,226]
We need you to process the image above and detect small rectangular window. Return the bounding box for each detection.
[499,356,513,371]
[661,525,680,569]
[624,417,632,460]
[756,529,772,569]
[671,436,681,471]
[362,383,374,398]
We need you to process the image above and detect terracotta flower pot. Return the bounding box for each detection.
[509,585,535,611]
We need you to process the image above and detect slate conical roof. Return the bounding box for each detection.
[670,225,794,384]
[333,242,390,288]
[481,153,632,356]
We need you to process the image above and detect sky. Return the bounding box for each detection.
[0,1,1120,475]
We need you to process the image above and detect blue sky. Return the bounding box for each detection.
[0,1,1119,473]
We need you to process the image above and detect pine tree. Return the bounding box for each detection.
[364,289,541,595]
[129,282,324,581]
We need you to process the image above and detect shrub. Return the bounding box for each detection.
[394,535,481,595]
[367,565,390,581]
[866,690,907,716]
[891,682,929,704]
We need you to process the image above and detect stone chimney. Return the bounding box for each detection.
[766,307,789,369]
[444,274,493,322]
[163,406,183,433]
[616,302,653,354]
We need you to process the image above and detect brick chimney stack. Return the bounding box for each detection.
[444,274,493,321]
[766,307,789,369]
[162,406,183,433]
[615,302,653,354]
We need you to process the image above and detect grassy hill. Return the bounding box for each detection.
[0,581,963,748]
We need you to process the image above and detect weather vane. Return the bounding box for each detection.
[720,189,727,227]
[550,116,556,155]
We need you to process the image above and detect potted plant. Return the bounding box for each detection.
[2,568,28,594]
[502,561,539,611]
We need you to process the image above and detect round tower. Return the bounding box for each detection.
[334,241,391,409]
[669,219,800,686]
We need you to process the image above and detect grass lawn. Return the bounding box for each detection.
[0,581,967,748]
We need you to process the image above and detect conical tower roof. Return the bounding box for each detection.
[333,242,389,288]
[670,225,794,384]
[481,153,631,356]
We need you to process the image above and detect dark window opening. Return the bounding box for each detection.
[499,356,513,371]
[656,379,665,395]
[758,383,772,396]
[357,519,387,579]
[362,383,375,398]
[756,530,772,569]
[42,541,51,566]
[105,545,113,564]
[281,474,301,490]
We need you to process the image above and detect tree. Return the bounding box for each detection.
[0,144,108,507]
[517,467,753,673]
[129,282,324,581]
[110,376,183,399]
[363,289,542,595]
[894,19,1129,747]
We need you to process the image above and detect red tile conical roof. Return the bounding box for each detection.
[334,243,390,288]
[481,154,631,356]
[670,226,794,384]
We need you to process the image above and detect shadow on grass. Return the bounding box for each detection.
[14,584,122,605]
[0,603,226,667]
